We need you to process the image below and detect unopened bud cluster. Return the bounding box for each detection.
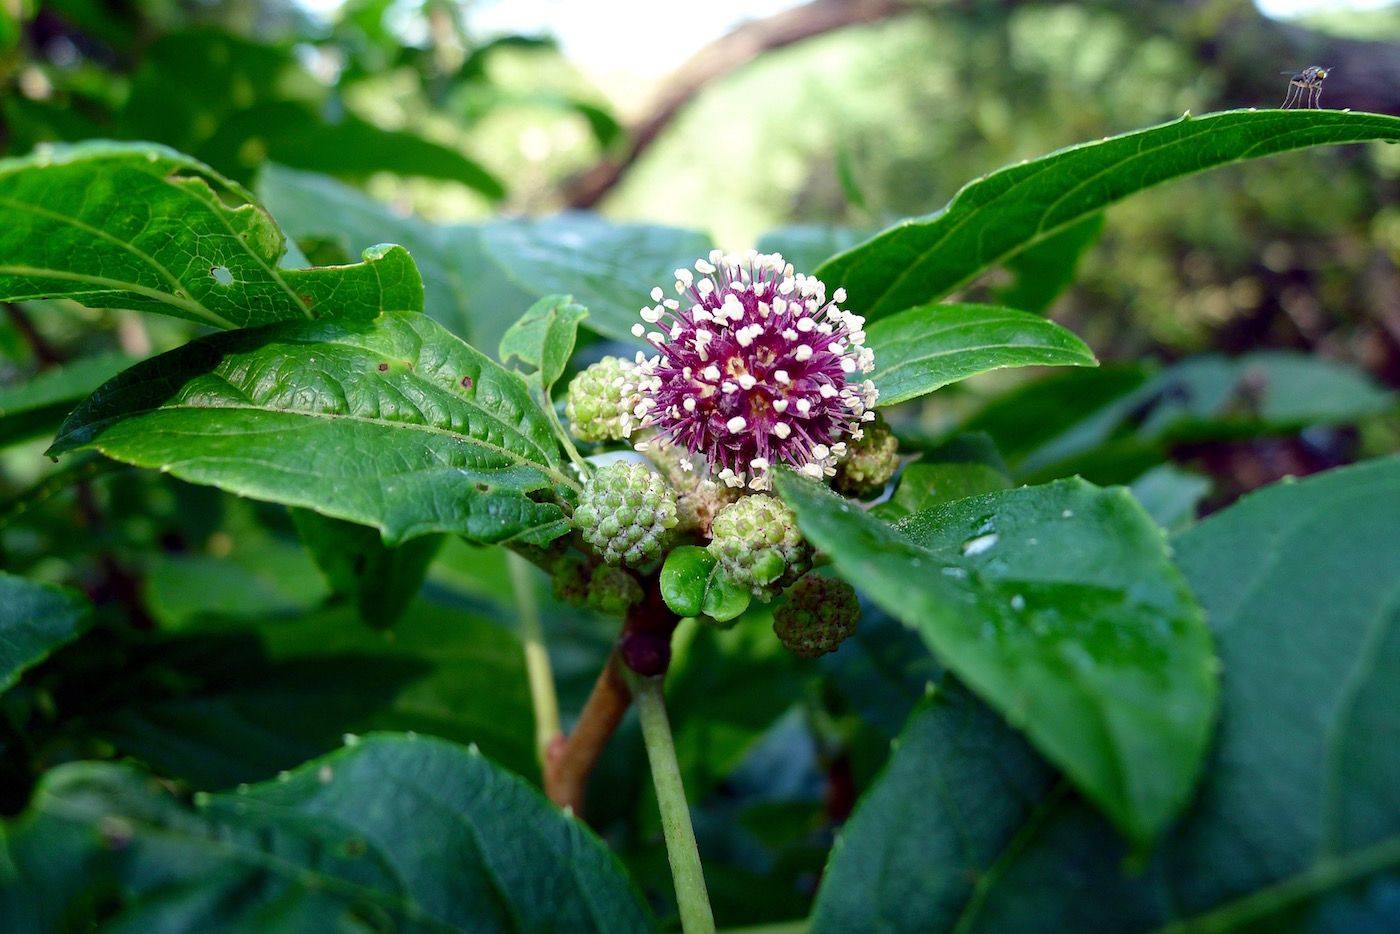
[708,494,811,600]
[833,415,900,497]
[565,356,643,443]
[574,462,678,566]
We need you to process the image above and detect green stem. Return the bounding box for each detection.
[509,552,561,767]
[628,670,716,934]
[542,395,593,479]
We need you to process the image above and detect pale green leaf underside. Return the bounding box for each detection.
[48,312,572,546]
[776,470,1217,844]
[0,141,423,328]
[867,303,1097,406]
[0,734,655,932]
[0,572,92,693]
[819,110,1400,320]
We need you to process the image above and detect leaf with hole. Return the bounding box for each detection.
[0,142,423,328]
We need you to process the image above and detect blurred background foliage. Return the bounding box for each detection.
[1,0,1398,926]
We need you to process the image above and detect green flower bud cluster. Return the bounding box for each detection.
[708,494,811,600]
[772,574,861,658]
[833,416,900,497]
[586,564,644,616]
[574,462,679,566]
[565,356,642,443]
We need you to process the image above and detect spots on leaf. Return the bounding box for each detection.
[377,363,390,372]
[210,265,233,286]
[460,375,474,390]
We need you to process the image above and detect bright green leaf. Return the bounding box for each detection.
[498,294,589,393]
[870,460,1012,522]
[867,303,1097,407]
[992,213,1105,315]
[0,572,92,693]
[290,510,444,628]
[818,110,1400,320]
[0,734,654,931]
[0,142,423,328]
[660,545,752,623]
[48,312,573,547]
[776,469,1217,843]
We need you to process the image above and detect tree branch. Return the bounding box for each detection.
[566,0,911,208]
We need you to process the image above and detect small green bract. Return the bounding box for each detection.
[708,493,811,599]
[574,462,679,566]
[773,574,861,658]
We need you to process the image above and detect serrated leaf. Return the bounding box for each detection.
[0,142,423,327]
[0,352,138,447]
[0,572,92,693]
[291,510,444,627]
[776,469,1217,843]
[818,110,1400,320]
[498,294,589,394]
[48,312,573,547]
[0,734,654,932]
[867,303,1096,406]
[814,455,1400,932]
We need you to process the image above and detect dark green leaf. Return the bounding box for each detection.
[660,545,752,623]
[818,110,1400,320]
[48,313,572,547]
[478,216,713,344]
[257,165,711,347]
[870,460,1012,523]
[0,352,138,447]
[498,295,589,393]
[0,142,423,327]
[144,534,331,630]
[291,510,444,627]
[0,734,654,932]
[992,213,1104,315]
[86,601,537,788]
[868,303,1096,407]
[811,686,1057,934]
[0,572,91,692]
[812,455,1400,932]
[776,470,1216,843]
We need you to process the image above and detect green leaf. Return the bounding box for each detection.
[498,294,589,393]
[992,213,1104,315]
[0,734,654,932]
[84,601,537,788]
[775,469,1217,843]
[811,686,1057,934]
[1128,464,1212,531]
[257,165,712,347]
[867,303,1097,407]
[291,510,444,628]
[0,572,92,693]
[660,545,752,623]
[869,460,1012,523]
[970,352,1395,484]
[818,110,1400,320]
[0,352,138,447]
[815,455,1400,932]
[0,142,424,327]
[48,312,573,547]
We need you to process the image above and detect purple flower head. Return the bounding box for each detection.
[628,250,877,490]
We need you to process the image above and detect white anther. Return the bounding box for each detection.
[726,416,746,432]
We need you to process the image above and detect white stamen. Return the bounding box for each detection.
[631,323,645,337]
[774,399,789,413]
[726,416,747,432]
[795,344,813,362]
[651,287,664,302]
[773,422,791,439]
